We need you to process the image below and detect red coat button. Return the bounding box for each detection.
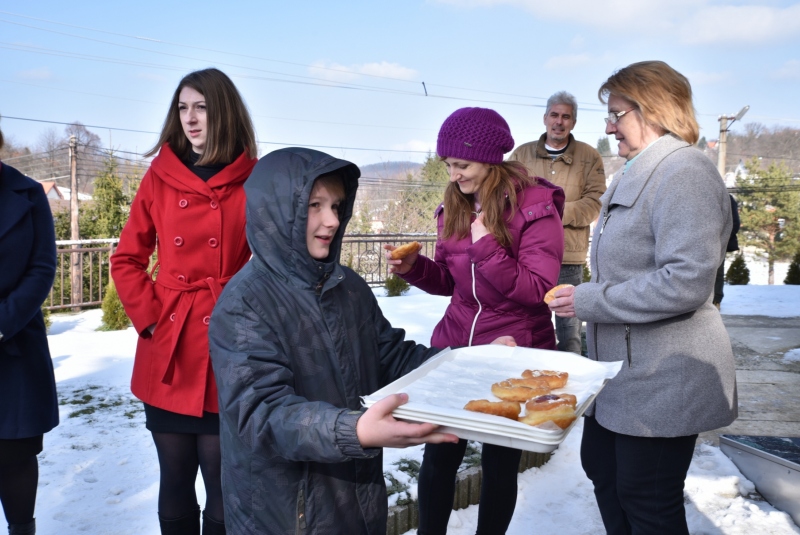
[208,238,218,248]
[210,201,218,209]
[177,275,186,282]
[202,316,211,325]
[174,237,184,246]
[179,199,188,208]
[170,313,176,322]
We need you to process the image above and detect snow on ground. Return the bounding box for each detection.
[32,284,800,534]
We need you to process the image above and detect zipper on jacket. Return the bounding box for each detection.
[624,324,632,367]
[599,212,612,235]
[315,272,331,295]
[295,487,307,533]
[467,262,482,347]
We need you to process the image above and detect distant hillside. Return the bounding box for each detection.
[360,161,422,178]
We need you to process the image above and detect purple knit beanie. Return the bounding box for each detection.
[436,107,515,164]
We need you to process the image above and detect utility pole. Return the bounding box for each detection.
[717,105,750,180]
[69,135,81,310]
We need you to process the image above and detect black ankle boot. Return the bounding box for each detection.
[159,508,200,535]
[7,519,35,535]
[202,511,226,535]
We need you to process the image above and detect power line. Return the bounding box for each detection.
[3,115,435,155]
[0,10,588,105]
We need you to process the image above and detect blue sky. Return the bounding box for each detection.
[2,1,800,167]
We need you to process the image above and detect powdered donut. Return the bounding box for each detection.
[521,369,569,389]
[519,393,578,429]
[491,380,551,402]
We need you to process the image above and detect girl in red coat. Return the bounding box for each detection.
[387,107,565,535]
[111,68,257,535]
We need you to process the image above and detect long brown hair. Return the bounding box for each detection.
[598,61,699,145]
[442,160,536,247]
[146,68,257,165]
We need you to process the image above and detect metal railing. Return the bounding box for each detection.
[47,239,119,311]
[342,234,437,286]
[46,234,436,311]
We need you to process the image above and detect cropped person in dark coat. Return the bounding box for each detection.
[0,121,59,535]
[713,194,740,309]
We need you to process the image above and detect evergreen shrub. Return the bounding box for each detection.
[726,254,750,285]
[582,264,591,283]
[385,274,410,297]
[785,251,800,285]
[99,280,131,331]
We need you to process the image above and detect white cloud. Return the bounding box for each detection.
[309,61,418,82]
[679,4,800,45]
[434,0,800,45]
[16,67,53,80]
[544,53,592,70]
[391,139,434,153]
[685,70,731,86]
[772,59,800,80]
[569,35,585,49]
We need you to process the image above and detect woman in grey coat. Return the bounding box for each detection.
[548,61,737,535]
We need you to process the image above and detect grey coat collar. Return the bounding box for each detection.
[604,135,688,209]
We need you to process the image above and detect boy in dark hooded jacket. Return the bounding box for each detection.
[209,148,507,534]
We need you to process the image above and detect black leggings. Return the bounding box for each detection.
[581,416,697,535]
[0,455,38,525]
[151,432,224,523]
[417,439,521,535]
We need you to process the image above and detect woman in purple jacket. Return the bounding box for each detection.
[387,107,565,535]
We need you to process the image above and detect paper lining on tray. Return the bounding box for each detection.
[363,345,622,452]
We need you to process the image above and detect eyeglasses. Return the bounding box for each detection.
[604,109,635,125]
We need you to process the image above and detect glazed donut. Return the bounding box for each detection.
[521,369,569,389]
[543,284,573,304]
[464,399,521,421]
[390,241,422,260]
[519,393,578,429]
[491,380,551,402]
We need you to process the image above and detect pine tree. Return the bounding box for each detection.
[382,154,448,234]
[785,251,800,285]
[596,137,611,157]
[726,254,750,285]
[735,158,800,284]
[81,154,129,239]
[582,263,592,283]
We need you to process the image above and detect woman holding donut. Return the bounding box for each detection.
[388,107,565,535]
[111,68,257,535]
[548,61,737,534]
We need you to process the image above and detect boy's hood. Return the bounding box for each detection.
[244,147,360,286]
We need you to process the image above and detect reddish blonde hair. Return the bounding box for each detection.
[598,61,699,145]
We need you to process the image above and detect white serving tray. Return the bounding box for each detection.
[363,345,622,453]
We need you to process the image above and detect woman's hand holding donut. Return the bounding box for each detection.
[547,285,577,318]
[471,212,490,243]
[383,244,419,275]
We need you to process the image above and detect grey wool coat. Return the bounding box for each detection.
[208,148,442,535]
[575,134,737,438]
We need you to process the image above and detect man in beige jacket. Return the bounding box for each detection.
[509,91,606,354]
